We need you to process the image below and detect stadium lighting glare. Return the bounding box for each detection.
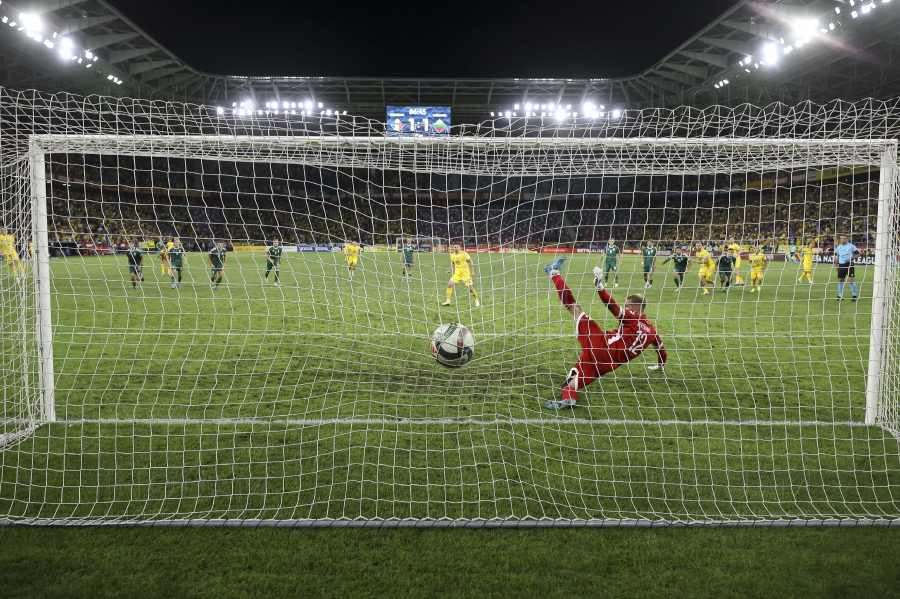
[291,102,296,108]
[283,102,289,109]
[851,10,858,17]
[555,110,564,120]
[829,22,836,29]
[541,111,546,116]
[861,4,871,12]
[107,74,113,80]
[745,68,751,73]
[60,37,71,48]
[19,13,40,33]
[93,56,98,61]
[566,104,571,109]
[714,84,720,89]
[342,111,347,115]
[763,43,778,64]
[612,110,621,118]
[8,21,15,27]
[43,39,52,48]
[548,103,555,110]
[326,109,332,115]
[490,112,495,117]
[85,51,92,59]
[85,63,91,68]
[723,79,729,84]
[34,34,41,42]
[835,6,841,13]
[820,27,829,33]
[505,111,511,117]
[216,107,224,115]
[850,0,855,6]
[540,104,546,109]
[514,104,519,109]
[77,57,82,63]
[525,103,532,111]
[318,102,323,108]
[305,101,312,110]
[784,45,794,54]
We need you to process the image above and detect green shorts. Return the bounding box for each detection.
[642,263,655,273]
[171,266,183,273]
[604,262,618,272]
[403,260,414,267]
[719,270,732,278]
[210,268,223,275]
[128,266,140,274]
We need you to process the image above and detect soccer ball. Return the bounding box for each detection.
[430,323,475,368]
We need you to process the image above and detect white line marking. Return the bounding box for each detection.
[23,417,875,427]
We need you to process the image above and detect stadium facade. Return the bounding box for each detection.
[1,0,900,123]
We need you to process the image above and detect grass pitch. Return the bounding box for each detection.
[1,251,898,523]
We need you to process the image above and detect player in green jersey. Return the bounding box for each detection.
[717,248,737,293]
[207,241,227,291]
[660,247,692,292]
[124,240,144,290]
[597,238,621,287]
[168,238,187,288]
[641,241,659,288]
[265,239,283,286]
[401,237,416,282]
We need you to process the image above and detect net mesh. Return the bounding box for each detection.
[1,88,899,524]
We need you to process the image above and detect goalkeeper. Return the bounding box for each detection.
[543,257,667,411]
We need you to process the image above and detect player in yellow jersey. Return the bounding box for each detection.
[155,237,169,275]
[0,228,23,276]
[344,239,361,276]
[166,238,175,275]
[725,237,745,285]
[441,244,480,307]
[798,242,815,283]
[747,246,767,292]
[694,242,712,295]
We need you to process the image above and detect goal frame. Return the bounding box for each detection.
[24,134,898,431]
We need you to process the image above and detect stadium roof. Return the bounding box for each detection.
[1,0,900,123]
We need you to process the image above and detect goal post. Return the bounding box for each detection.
[2,90,900,525]
[28,145,54,424]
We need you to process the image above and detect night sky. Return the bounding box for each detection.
[110,0,740,79]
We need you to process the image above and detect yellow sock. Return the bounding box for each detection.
[446,287,453,299]
[471,289,478,301]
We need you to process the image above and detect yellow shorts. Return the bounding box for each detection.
[734,256,742,269]
[802,262,812,270]
[750,271,764,280]
[699,269,711,279]
[450,270,473,286]
[3,251,19,261]
[347,256,358,266]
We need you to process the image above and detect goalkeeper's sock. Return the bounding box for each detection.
[838,282,844,298]
[552,275,576,309]
[562,384,578,404]
[850,283,857,296]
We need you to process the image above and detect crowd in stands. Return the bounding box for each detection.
[40,155,879,252]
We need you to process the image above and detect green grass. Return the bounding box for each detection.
[2,526,900,598]
[1,251,899,523]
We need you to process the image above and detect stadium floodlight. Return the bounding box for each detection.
[291,102,296,108]
[555,110,565,119]
[763,43,778,63]
[723,79,729,84]
[85,63,91,68]
[283,102,289,109]
[326,109,332,115]
[216,107,224,115]
[745,68,751,73]
[514,104,520,109]
[611,109,621,118]
[714,84,720,89]
[43,39,52,48]
[107,74,113,80]
[851,10,858,17]
[784,45,794,54]
[85,51,92,59]
[861,3,871,12]
[318,102,323,108]
[505,111,511,118]
[342,111,347,115]
[525,103,532,111]
[1,17,6,24]
[490,112,495,117]
[835,6,841,12]
[305,101,312,109]
[591,110,599,118]
[549,103,555,110]
[19,12,40,33]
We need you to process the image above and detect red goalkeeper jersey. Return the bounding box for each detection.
[596,289,666,366]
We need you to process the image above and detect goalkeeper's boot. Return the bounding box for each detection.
[545,386,577,411]
[543,257,567,276]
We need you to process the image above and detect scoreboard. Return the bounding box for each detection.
[386,107,451,136]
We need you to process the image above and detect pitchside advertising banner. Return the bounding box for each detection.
[386,107,451,136]
[812,254,875,266]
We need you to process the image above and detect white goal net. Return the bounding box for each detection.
[1,88,899,526]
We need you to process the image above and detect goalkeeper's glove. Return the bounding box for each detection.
[648,364,664,371]
[592,267,604,290]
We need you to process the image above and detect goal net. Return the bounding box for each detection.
[1,88,899,526]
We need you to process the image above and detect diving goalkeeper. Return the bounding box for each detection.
[543,257,667,411]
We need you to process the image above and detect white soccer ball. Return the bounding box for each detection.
[430,323,475,368]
